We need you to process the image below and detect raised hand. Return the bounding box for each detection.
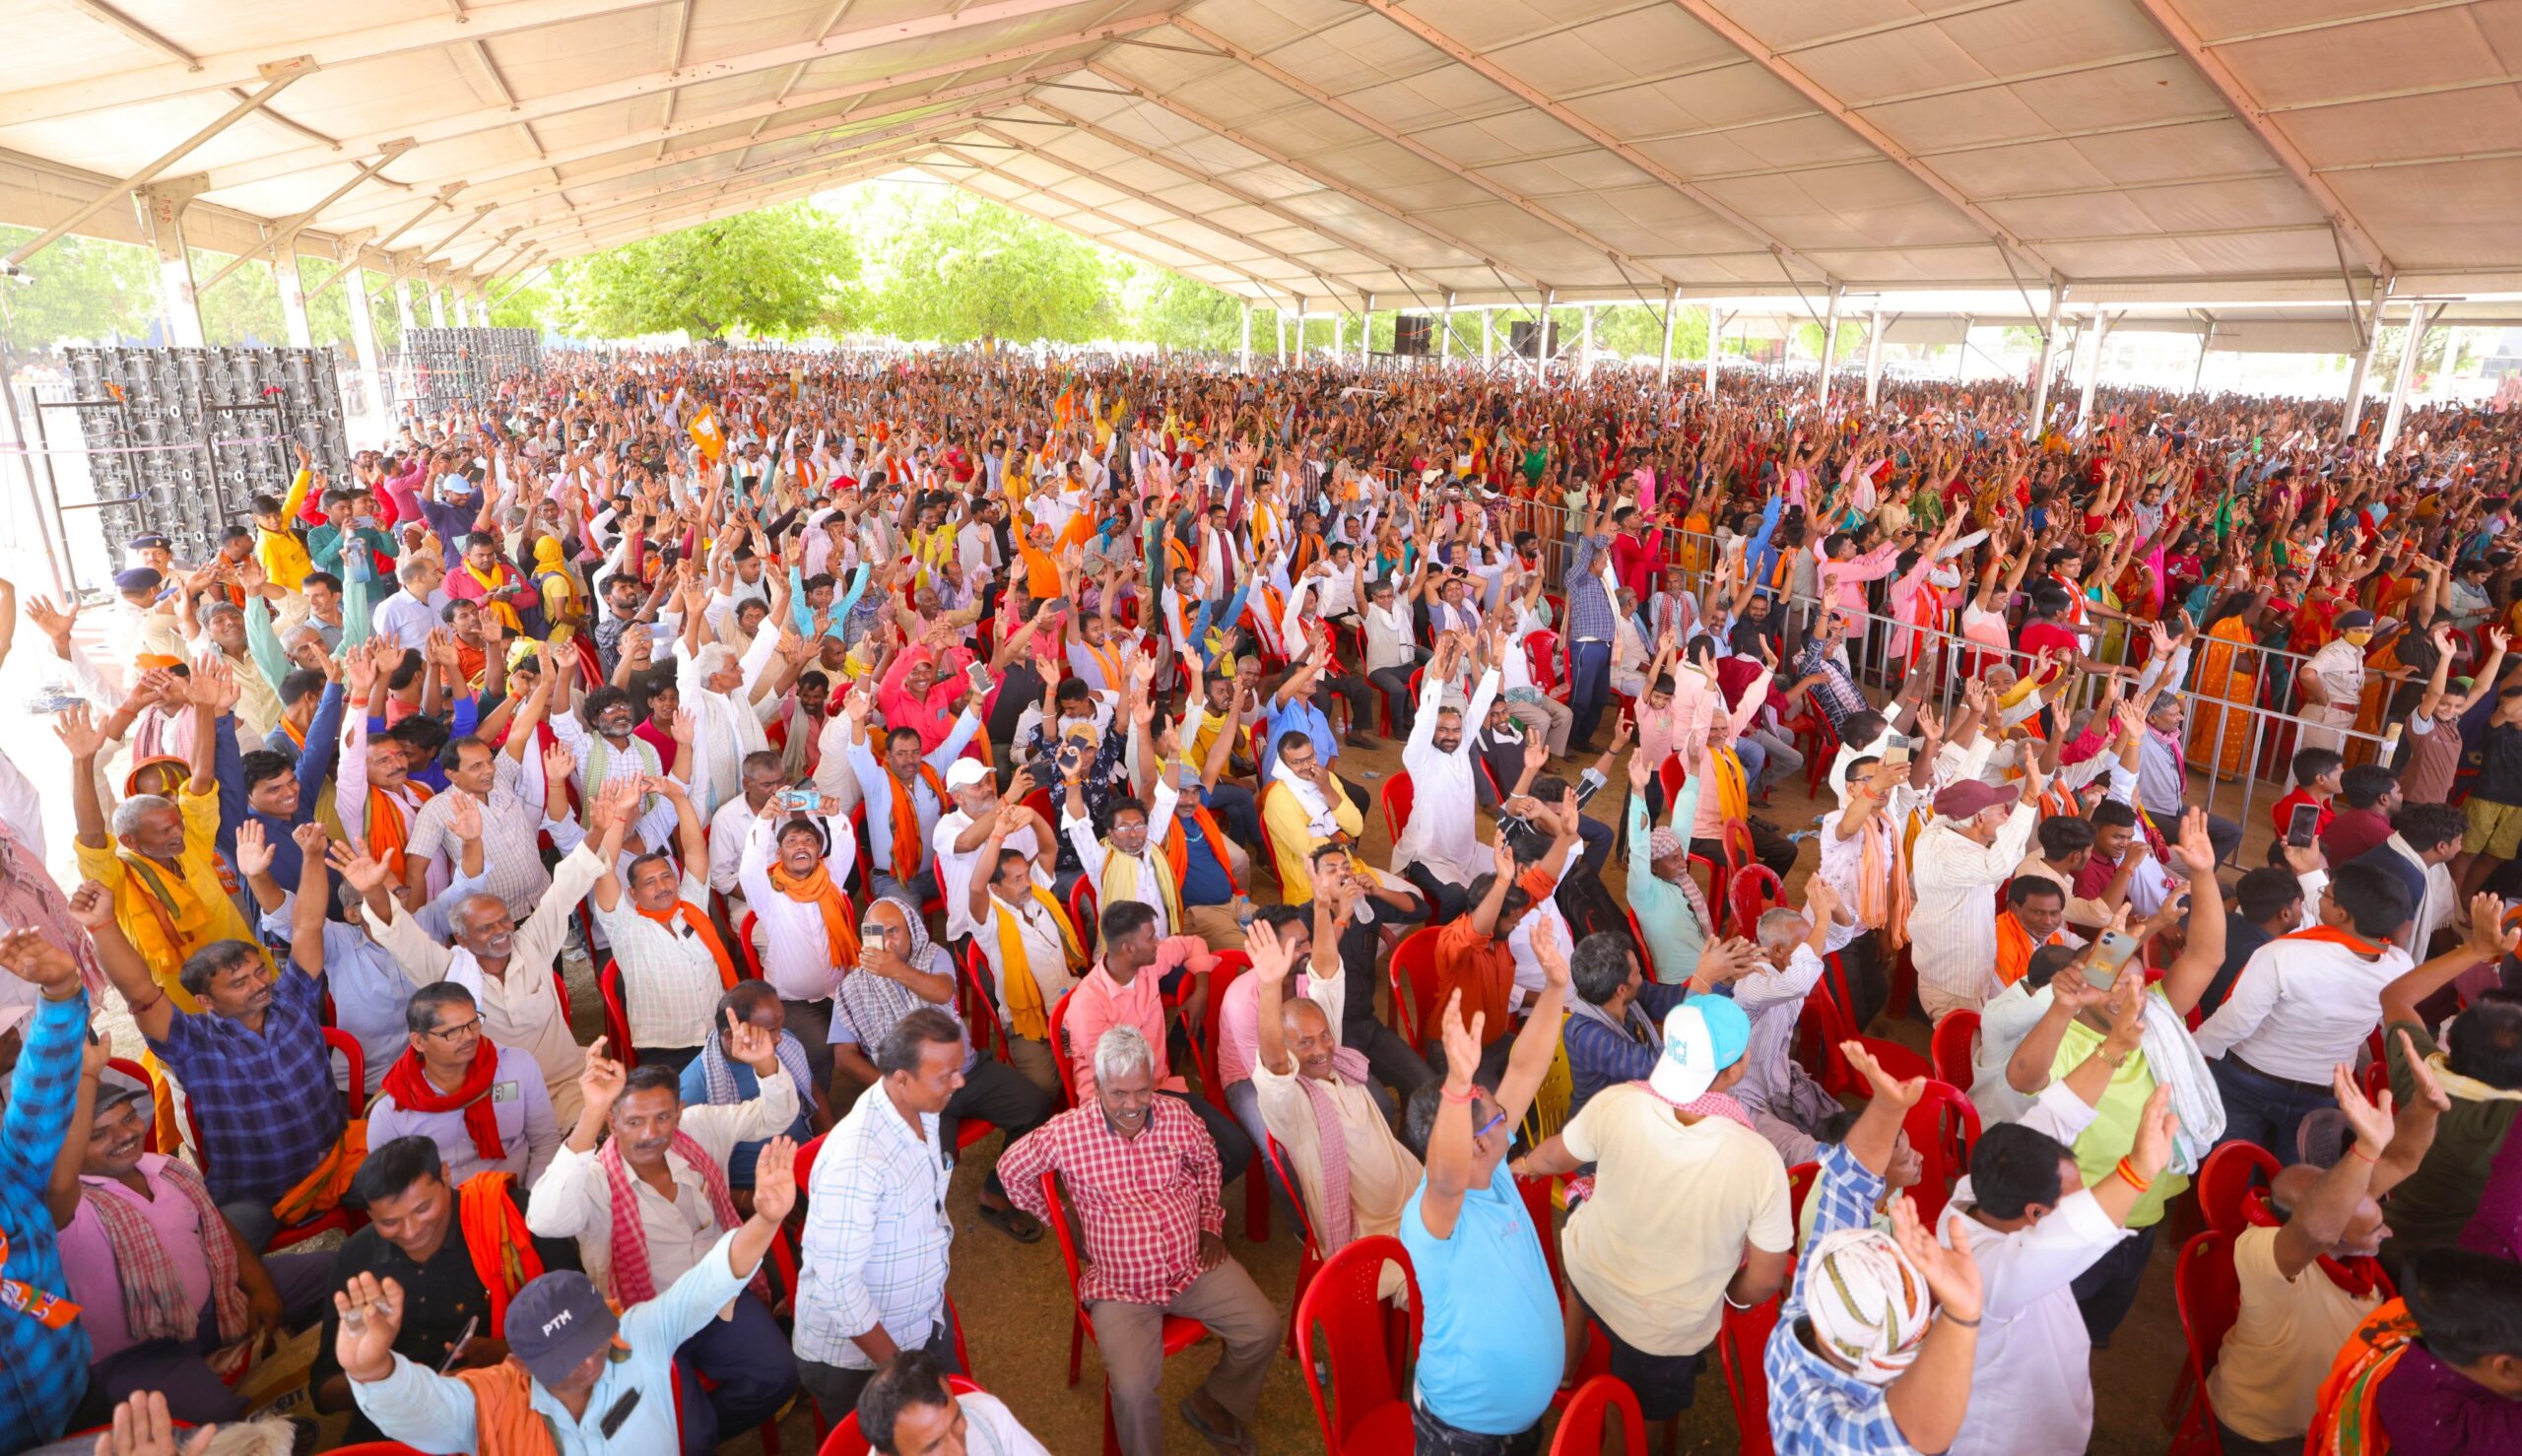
[2464,893,2517,960]
[2127,1085,2181,1180]
[331,1273,407,1384]
[65,880,114,930]
[0,928,82,998]
[233,820,275,880]
[1892,1196,1985,1325]
[541,738,576,788]
[53,702,106,761]
[1840,1039,1927,1111]
[324,838,391,895]
[26,594,77,653]
[1245,917,1294,985]
[2331,1063,2396,1155]
[724,1010,779,1073]
[752,1135,800,1224]
[579,1035,628,1111]
[1436,989,1484,1086]
[1531,916,1569,987]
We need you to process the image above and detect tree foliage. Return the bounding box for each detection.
[0,226,158,350]
[551,203,859,341]
[865,190,1116,344]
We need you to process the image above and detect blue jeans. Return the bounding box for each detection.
[1568,638,1613,746]
[1735,737,1768,790]
[2212,1055,2336,1163]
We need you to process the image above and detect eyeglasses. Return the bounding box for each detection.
[427,1018,484,1041]
[1468,1083,1507,1140]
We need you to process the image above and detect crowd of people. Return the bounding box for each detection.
[3,345,2522,1456]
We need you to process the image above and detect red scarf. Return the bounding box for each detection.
[594,1132,766,1307]
[2242,1189,2387,1300]
[381,1040,506,1162]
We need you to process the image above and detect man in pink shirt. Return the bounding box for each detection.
[1817,530,1900,618]
[1064,900,1253,1182]
[875,638,981,754]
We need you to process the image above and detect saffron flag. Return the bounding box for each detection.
[689,407,725,463]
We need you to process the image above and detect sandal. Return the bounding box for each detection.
[1179,1397,1258,1456]
[975,1201,1044,1243]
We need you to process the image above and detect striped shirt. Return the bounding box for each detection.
[593,871,726,1051]
[1909,806,2040,1016]
[1763,1144,1913,1455]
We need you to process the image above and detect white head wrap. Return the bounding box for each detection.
[1802,1226,1932,1386]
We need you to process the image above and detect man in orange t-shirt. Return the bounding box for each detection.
[1432,812,1581,1082]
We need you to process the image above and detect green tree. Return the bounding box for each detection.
[873,191,1115,344]
[487,281,555,332]
[1127,268,1241,352]
[0,226,158,351]
[554,203,859,341]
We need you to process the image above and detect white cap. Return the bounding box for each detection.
[944,759,991,791]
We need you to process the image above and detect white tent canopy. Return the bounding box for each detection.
[4,0,2521,327]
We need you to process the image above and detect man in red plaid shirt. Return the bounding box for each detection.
[1000,1022,1277,1456]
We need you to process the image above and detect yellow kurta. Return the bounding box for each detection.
[72,782,265,1014]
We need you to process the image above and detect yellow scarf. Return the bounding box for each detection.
[463,559,523,633]
[990,889,1084,1041]
[1708,745,1751,826]
[1100,842,1183,940]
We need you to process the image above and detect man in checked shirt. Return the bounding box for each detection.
[999,1023,1278,1456]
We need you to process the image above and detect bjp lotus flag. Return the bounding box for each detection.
[689,407,726,463]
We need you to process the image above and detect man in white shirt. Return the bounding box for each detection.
[1910,768,2047,1022]
[935,760,1052,947]
[708,751,788,955]
[2195,861,2416,1158]
[525,1033,800,1451]
[794,1008,966,1423]
[591,776,728,1069]
[736,799,857,1092]
[1389,640,1501,923]
[370,558,445,653]
[1939,1081,2179,1456]
[1357,566,1427,737]
[1063,763,1181,942]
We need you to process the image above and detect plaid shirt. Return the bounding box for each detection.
[3,993,92,1446]
[1000,1098,1224,1306]
[1564,533,1616,643]
[793,1085,955,1370]
[1764,1144,1916,1456]
[1795,637,1868,730]
[147,964,346,1206]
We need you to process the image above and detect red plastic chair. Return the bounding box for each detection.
[958,942,1009,1060]
[551,965,573,1025]
[1549,1374,1646,1455]
[817,1375,985,1456]
[794,1131,826,1190]
[597,959,637,1069]
[1380,769,1416,845]
[735,910,767,981]
[1264,1135,1322,1356]
[1795,690,1840,797]
[1041,1169,1210,1456]
[1046,989,1082,1110]
[1253,781,1287,889]
[1931,1008,1980,1090]
[1728,864,1784,940]
[1903,1080,1983,1224]
[1524,629,1570,702]
[1721,818,1759,882]
[1068,875,1099,957]
[1687,853,1728,934]
[2197,1140,2282,1238]
[1169,953,1269,1243]
[1294,1234,1422,1456]
[1715,1265,1791,1456]
[1387,925,1444,1048]
[2170,1231,2241,1456]
[1787,1161,1819,1229]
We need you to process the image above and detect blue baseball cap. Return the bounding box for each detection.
[1648,995,1751,1104]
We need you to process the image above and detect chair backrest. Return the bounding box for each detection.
[1786,1161,1819,1228]
[1792,984,1855,1097]
[1177,952,1247,1094]
[1657,753,1687,810]
[1381,769,1417,844]
[1523,630,1564,694]
[1518,1032,1574,1149]
[1722,818,1758,877]
[794,1132,827,1193]
[1549,1374,1646,1456]
[1038,1170,1090,1312]
[1265,1135,1319,1256]
[1294,1234,1423,1455]
[1687,853,1726,932]
[1930,1008,1981,1090]
[2174,1230,2242,1432]
[324,1027,368,1118]
[1624,905,1658,981]
[1388,926,1445,1048]
[1045,989,1081,1109]
[2197,1139,2283,1237]
[1253,781,1286,887]
[1728,864,1784,941]
[1903,1080,1983,1225]
[816,1375,986,1456]
[597,960,637,1070]
[957,941,1008,1059]
[1515,1172,1569,1298]
[1067,875,1099,956]
[734,911,766,980]
[1714,1270,1791,1456]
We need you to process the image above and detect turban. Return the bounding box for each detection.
[1802,1226,1932,1386]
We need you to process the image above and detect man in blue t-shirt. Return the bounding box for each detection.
[1398,917,1571,1452]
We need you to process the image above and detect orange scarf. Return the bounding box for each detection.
[634,900,738,990]
[1161,805,1241,898]
[367,781,432,880]
[454,1359,562,1456]
[1853,810,1913,952]
[883,765,947,884]
[2284,925,2388,958]
[2306,1298,2418,1456]
[1995,913,2068,987]
[767,859,861,968]
[456,1171,546,1337]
